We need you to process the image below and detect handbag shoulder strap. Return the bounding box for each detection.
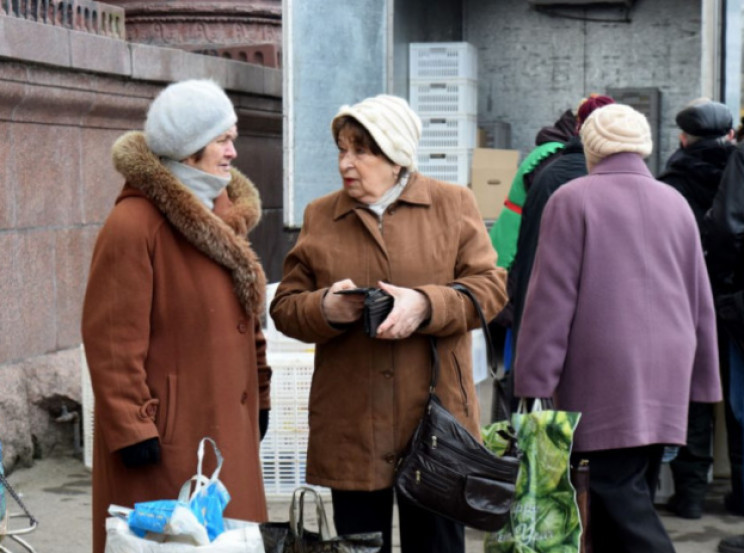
[428,283,499,393]
[450,283,498,379]
[450,283,513,422]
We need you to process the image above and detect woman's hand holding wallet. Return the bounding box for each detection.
[323,279,366,324]
[374,282,430,340]
[325,280,431,339]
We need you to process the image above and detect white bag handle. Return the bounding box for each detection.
[177,437,224,503]
[516,397,553,414]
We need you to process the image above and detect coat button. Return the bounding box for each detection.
[240,391,248,404]
[384,453,396,464]
[382,370,393,379]
[237,320,248,333]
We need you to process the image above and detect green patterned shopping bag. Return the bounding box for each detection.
[482,403,582,553]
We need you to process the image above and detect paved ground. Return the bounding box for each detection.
[2,455,743,552]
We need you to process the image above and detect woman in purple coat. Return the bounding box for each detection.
[513,103,722,553]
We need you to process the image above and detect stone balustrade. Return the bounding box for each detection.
[0,0,125,39]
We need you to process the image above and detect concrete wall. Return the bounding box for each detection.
[464,0,703,169]
[0,15,283,469]
[392,0,463,98]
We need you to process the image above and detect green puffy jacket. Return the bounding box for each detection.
[490,141,565,269]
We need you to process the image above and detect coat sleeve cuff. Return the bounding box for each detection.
[414,284,462,335]
[303,288,350,342]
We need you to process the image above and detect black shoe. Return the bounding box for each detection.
[667,494,703,519]
[725,493,744,516]
[719,535,744,553]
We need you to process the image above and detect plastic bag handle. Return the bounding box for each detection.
[177,437,223,502]
[516,397,554,414]
[289,486,332,541]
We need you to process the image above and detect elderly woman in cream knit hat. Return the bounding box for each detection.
[271,94,507,553]
[82,79,270,553]
[513,102,722,553]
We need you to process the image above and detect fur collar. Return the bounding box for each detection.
[111,131,266,316]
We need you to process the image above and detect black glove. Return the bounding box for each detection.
[259,409,270,441]
[119,437,161,468]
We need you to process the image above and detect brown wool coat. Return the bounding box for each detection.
[82,132,270,553]
[270,173,507,491]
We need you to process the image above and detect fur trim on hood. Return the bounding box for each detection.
[111,131,266,316]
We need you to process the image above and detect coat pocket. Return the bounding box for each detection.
[161,374,178,444]
[450,352,470,416]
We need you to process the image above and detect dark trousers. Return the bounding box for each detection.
[671,323,743,507]
[331,488,465,553]
[574,445,675,553]
[670,401,714,505]
[721,334,744,506]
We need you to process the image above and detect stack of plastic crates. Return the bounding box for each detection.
[410,42,477,186]
[262,283,317,498]
[81,345,94,471]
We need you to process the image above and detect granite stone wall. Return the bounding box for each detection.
[0,15,284,470]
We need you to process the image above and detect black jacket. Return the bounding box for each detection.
[704,142,744,295]
[658,137,735,228]
[510,136,588,338]
[524,109,578,193]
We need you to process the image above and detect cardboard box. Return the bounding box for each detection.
[477,127,488,147]
[469,148,520,220]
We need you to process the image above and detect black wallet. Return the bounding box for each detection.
[363,288,394,338]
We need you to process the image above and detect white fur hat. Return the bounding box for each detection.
[331,94,422,171]
[580,103,653,169]
[145,79,238,160]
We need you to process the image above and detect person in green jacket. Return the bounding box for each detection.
[489,109,577,270]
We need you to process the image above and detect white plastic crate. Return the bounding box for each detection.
[261,351,314,498]
[409,78,477,115]
[420,115,477,150]
[81,345,94,471]
[418,148,473,186]
[265,282,315,353]
[410,42,477,80]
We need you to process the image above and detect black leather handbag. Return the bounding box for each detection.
[260,486,382,553]
[394,284,521,531]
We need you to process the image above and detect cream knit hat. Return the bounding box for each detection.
[580,103,653,169]
[331,94,422,171]
[145,79,238,160]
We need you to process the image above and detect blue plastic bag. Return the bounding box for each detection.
[120,437,231,544]
[187,479,231,541]
[177,437,231,542]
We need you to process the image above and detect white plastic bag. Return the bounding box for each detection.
[105,438,261,553]
[104,517,264,553]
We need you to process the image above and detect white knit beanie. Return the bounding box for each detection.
[331,94,422,171]
[580,103,653,169]
[145,79,238,160]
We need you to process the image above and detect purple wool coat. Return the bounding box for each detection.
[514,152,722,453]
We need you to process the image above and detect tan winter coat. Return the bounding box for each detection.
[82,132,270,553]
[270,173,507,491]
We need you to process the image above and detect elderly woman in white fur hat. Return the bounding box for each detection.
[82,79,270,553]
[270,95,507,553]
[513,103,722,553]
